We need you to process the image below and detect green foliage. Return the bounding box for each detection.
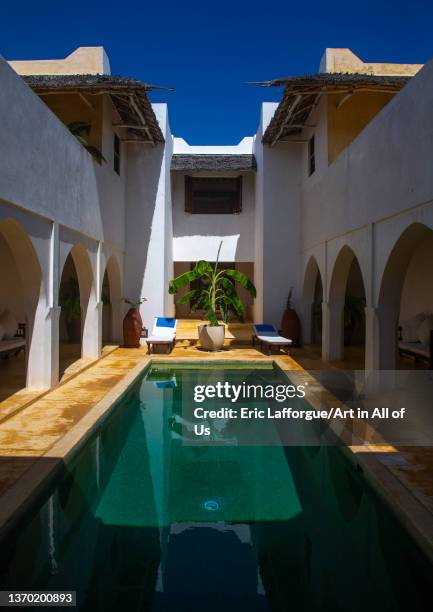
[344,292,366,331]
[67,122,106,163]
[168,241,256,326]
[59,276,81,323]
[313,293,365,331]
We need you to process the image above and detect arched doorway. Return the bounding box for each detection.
[302,257,323,346]
[59,244,95,379]
[102,255,122,346]
[0,219,44,398]
[326,246,366,366]
[378,223,433,369]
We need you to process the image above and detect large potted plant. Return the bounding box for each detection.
[123,297,147,348]
[344,293,366,345]
[311,293,365,346]
[168,242,256,351]
[281,288,301,346]
[59,276,81,343]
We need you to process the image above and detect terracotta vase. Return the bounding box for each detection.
[123,307,143,348]
[281,308,301,346]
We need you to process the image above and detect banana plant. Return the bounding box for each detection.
[168,242,256,326]
[67,122,106,163]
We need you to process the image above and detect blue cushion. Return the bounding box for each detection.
[155,381,177,388]
[156,317,176,328]
[255,324,276,333]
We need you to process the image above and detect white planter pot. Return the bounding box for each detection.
[198,324,225,351]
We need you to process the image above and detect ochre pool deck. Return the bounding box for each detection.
[0,338,432,561]
[0,344,119,424]
[0,348,150,498]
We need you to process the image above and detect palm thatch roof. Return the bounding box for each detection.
[171,154,256,172]
[23,74,170,144]
[257,73,411,145]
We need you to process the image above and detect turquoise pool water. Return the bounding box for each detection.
[0,366,431,611]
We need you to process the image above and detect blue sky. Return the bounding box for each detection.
[1,0,431,144]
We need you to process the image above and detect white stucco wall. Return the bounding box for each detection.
[254,103,302,327]
[302,59,433,261]
[0,56,128,386]
[173,137,254,154]
[299,56,433,367]
[124,104,174,331]
[171,171,255,262]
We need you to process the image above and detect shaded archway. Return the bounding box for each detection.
[59,244,96,379]
[0,219,45,397]
[302,256,323,346]
[102,255,122,345]
[378,223,433,369]
[326,246,366,364]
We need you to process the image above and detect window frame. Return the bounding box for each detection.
[308,135,315,176]
[113,133,121,175]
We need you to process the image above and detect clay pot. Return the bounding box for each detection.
[123,308,143,348]
[281,308,301,346]
[198,324,225,351]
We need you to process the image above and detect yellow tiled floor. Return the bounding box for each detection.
[0,344,118,424]
[0,347,149,497]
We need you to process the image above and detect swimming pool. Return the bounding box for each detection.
[0,365,431,611]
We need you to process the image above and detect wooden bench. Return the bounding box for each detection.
[398,327,433,369]
[0,323,26,358]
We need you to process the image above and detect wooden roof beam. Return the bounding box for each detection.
[270,94,302,147]
[128,93,155,146]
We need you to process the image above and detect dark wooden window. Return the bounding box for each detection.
[185,177,242,214]
[308,135,315,176]
[114,134,120,175]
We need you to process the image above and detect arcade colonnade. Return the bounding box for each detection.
[0,204,123,390]
[302,203,433,370]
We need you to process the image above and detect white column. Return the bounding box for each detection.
[27,222,60,389]
[365,304,399,393]
[378,303,399,370]
[365,306,380,371]
[82,299,103,359]
[322,300,344,361]
[82,243,103,359]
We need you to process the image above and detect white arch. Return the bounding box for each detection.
[324,245,367,362]
[102,253,123,343]
[0,218,48,389]
[60,243,100,360]
[376,222,433,368]
[302,256,324,345]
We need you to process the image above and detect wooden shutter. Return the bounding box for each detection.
[185,176,193,213]
[233,177,242,213]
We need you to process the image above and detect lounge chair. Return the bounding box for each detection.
[146,317,177,354]
[398,326,433,369]
[252,324,292,354]
[0,323,26,359]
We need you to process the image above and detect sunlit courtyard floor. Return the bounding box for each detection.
[0,343,117,424]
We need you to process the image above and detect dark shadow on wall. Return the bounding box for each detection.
[124,144,165,304]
